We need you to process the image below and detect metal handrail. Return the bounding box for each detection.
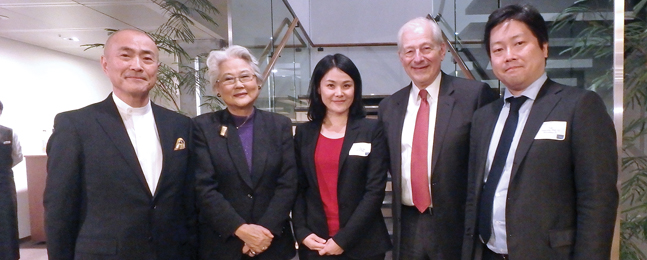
[260,17,299,85]
[258,17,307,65]
[426,14,475,80]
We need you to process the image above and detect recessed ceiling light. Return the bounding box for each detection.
[58,35,79,42]
[0,15,9,20]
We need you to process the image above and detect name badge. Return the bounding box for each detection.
[349,142,371,156]
[2,141,11,145]
[535,121,567,140]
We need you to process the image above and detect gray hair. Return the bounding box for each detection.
[206,45,261,87]
[397,17,444,51]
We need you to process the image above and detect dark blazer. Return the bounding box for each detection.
[0,125,19,260]
[462,79,618,260]
[293,118,392,259]
[378,73,497,259]
[193,108,297,260]
[44,95,195,260]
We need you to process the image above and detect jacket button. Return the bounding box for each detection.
[148,236,153,241]
[247,194,253,199]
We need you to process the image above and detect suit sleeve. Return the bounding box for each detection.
[572,91,618,259]
[333,121,389,250]
[11,131,23,167]
[257,116,298,235]
[44,113,83,260]
[476,82,498,109]
[461,108,488,260]
[193,120,247,238]
[291,125,313,243]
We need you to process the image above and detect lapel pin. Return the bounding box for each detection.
[220,126,228,138]
[174,138,186,150]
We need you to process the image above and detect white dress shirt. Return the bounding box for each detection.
[113,94,163,195]
[485,73,547,253]
[400,72,441,207]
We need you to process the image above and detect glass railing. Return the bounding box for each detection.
[229,0,310,119]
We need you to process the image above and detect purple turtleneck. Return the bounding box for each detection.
[232,109,255,173]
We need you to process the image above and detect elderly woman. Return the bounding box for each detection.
[193,45,297,260]
[292,54,392,260]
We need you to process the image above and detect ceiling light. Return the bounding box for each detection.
[59,35,79,42]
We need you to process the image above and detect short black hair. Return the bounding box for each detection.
[307,53,366,122]
[484,4,548,57]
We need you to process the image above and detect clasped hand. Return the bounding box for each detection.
[302,233,344,255]
[235,224,273,257]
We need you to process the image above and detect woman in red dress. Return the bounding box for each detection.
[293,54,392,260]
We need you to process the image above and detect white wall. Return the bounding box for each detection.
[286,0,310,36]
[0,36,112,238]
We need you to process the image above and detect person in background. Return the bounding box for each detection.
[45,29,195,260]
[292,54,392,260]
[378,17,498,259]
[462,4,618,260]
[193,45,297,260]
[0,100,23,260]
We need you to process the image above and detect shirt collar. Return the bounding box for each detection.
[503,72,547,101]
[410,72,442,101]
[112,93,152,116]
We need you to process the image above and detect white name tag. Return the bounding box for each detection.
[535,121,567,140]
[2,141,11,145]
[349,142,371,156]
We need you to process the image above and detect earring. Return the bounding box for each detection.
[258,85,262,90]
[217,93,221,97]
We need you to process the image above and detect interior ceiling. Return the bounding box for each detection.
[0,0,228,63]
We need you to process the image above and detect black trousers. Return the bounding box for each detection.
[399,206,440,260]
[298,250,385,260]
[0,171,19,260]
[482,246,508,260]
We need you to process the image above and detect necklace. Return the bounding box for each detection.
[236,114,252,129]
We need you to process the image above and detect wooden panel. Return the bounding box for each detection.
[25,155,47,242]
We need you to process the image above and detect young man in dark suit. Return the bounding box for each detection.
[462,4,618,260]
[378,17,497,260]
[45,29,195,260]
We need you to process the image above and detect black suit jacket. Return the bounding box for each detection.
[45,95,195,260]
[378,73,497,259]
[292,117,392,259]
[462,79,618,260]
[192,108,297,260]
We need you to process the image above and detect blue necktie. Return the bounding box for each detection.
[478,96,529,242]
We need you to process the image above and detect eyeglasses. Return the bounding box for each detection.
[400,45,439,58]
[217,74,256,86]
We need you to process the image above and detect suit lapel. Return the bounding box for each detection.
[389,85,410,179]
[476,99,504,190]
[301,122,321,191]
[338,118,360,176]
[431,74,456,172]
[151,104,173,198]
[251,110,269,188]
[94,96,152,198]
[510,80,563,181]
[220,111,254,188]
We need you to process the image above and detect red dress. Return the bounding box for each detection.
[314,133,344,237]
